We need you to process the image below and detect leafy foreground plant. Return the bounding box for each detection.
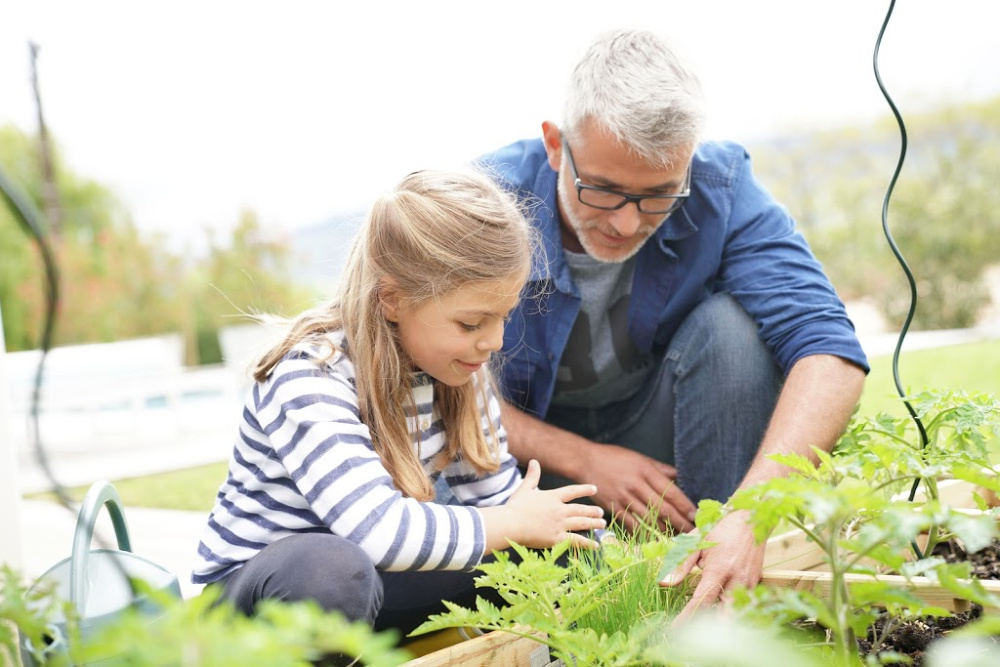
[720,390,1000,666]
[1,566,63,666]
[1,566,411,667]
[412,521,705,666]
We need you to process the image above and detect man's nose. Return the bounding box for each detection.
[607,203,644,237]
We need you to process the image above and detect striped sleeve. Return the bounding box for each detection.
[257,353,488,571]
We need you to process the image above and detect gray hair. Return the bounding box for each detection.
[563,29,706,167]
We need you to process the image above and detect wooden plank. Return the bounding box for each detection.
[760,569,1000,614]
[908,474,1000,507]
[764,527,827,572]
[762,478,989,572]
[402,629,544,667]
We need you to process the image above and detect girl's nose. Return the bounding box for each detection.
[476,320,505,352]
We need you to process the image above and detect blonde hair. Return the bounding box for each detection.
[254,169,533,500]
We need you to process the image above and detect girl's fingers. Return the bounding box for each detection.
[566,532,601,550]
[518,459,541,491]
[565,516,606,533]
[554,483,598,503]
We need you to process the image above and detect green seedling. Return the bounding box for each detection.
[413,509,706,667]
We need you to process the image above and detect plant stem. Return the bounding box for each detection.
[867,614,901,658]
[825,520,860,667]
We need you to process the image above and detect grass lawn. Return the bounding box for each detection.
[859,338,1000,417]
[26,338,1000,511]
[28,461,228,512]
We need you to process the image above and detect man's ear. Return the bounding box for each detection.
[541,121,563,172]
[379,277,401,322]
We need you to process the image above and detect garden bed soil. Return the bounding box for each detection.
[857,604,995,667]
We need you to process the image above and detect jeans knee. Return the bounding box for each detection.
[672,294,777,379]
[267,534,383,624]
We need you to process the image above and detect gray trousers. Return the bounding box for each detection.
[215,532,504,638]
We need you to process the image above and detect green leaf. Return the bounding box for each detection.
[768,452,820,478]
[656,531,704,582]
[694,498,724,528]
[947,511,998,554]
[972,491,990,512]
[872,649,913,665]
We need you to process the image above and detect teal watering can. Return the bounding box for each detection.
[20,481,182,665]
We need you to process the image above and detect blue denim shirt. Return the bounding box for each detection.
[479,138,869,418]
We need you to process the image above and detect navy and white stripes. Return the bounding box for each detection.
[192,335,521,585]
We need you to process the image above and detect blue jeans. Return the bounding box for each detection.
[543,293,783,504]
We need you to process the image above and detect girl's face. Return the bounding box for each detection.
[386,274,525,386]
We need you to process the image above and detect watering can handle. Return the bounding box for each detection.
[69,481,133,614]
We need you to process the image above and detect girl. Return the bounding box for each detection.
[192,169,605,637]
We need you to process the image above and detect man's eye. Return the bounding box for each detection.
[459,322,480,332]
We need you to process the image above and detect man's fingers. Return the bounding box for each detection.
[660,482,697,520]
[655,462,679,480]
[607,503,639,533]
[656,499,695,533]
[674,574,726,625]
[660,549,700,588]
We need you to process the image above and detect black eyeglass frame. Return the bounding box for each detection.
[562,138,691,215]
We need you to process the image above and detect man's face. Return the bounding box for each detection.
[546,122,692,263]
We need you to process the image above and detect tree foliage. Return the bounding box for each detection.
[751,96,1000,330]
[0,124,312,363]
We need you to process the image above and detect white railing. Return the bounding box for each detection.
[5,324,284,493]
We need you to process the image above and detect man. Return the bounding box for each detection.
[478,29,868,616]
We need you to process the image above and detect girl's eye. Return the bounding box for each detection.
[459,322,481,332]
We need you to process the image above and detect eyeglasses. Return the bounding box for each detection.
[562,138,691,215]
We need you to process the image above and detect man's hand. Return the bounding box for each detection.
[660,509,765,623]
[581,442,697,533]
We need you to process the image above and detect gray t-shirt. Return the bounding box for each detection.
[550,251,655,409]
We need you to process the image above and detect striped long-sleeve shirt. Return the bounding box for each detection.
[192,335,521,585]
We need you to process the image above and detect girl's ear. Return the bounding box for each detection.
[379,277,401,322]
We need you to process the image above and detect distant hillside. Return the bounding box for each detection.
[289,209,366,291]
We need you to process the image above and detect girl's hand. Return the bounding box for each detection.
[482,459,605,552]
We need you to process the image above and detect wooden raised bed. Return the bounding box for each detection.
[403,628,552,667]
[404,478,1000,665]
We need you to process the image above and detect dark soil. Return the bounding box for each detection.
[931,537,1000,580]
[856,539,1000,666]
[857,604,987,666]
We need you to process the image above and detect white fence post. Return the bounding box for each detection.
[0,301,24,569]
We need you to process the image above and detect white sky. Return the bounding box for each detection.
[1,0,997,247]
